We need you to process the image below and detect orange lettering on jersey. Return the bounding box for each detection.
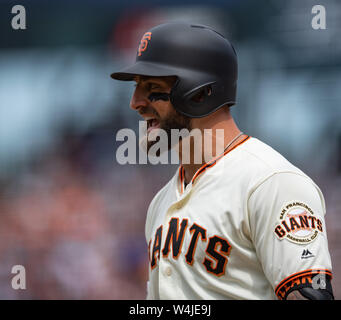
[150,226,162,270]
[162,218,188,259]
[185,223,207,266]
[274,202,323,245]
[308,216,316,228]
[281,220,291,232]
[148,219,232,277]
[299,215,309,229]
[317,219,323,232]
[289,217,301,231]
[203,235,232,277]
[275,225,286,238]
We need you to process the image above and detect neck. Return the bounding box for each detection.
[178,108,243,184]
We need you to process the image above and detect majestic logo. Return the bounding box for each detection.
[274,201,323,244]
[301,249,314,259]
[138,32,152,56]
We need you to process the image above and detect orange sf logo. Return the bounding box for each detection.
[138,32,152,56]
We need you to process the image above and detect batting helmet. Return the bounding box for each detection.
[111,22,238,118]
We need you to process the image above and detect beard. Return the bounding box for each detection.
[144,107,192,154]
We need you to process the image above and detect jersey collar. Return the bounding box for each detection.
[178,135,251,195]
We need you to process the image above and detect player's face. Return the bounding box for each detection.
[131,76,191,151]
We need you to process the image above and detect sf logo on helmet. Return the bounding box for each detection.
[138,32,152,56]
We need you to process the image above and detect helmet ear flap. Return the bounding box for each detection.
[170,78,235,118]
[170,80,215,105]
[170,80,224,118]
[182,81,215,102]
[185,83,213,103]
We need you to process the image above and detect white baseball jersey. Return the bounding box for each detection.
[145,136,333,300]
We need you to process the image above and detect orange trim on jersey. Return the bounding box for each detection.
[150,226,163,270]
[178,135,251,194]
[148,239,151,264]
[275,268,333,299]
[179,166,185,194]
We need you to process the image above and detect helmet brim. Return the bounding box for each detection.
[111,61,181,81]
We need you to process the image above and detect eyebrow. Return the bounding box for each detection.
[135,77,167,87]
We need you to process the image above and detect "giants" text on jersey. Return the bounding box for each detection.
[148,218,232,276]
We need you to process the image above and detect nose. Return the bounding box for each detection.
[130,87,149,111]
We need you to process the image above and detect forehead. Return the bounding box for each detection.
[134,75,176,87]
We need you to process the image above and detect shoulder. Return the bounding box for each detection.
[249,171,325,213]
[245,138,323,195]
[239,137,304,174]
[227,137,310,189]
[221,136,324,209]
[247,170,326,241]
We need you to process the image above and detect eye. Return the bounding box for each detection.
[149,83,161,91]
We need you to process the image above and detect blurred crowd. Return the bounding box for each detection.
[0,125,173,299]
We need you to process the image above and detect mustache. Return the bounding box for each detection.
[138,106,160,119]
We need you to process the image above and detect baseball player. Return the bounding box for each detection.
[111,22,334,300]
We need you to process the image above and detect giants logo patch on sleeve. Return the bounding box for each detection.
[274,201,323,244]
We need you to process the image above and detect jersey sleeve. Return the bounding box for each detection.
[248,172,333,300]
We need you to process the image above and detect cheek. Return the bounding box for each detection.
[159,109,191,131]
[154,102,175,119]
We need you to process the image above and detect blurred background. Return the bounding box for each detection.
[0,0,340,299]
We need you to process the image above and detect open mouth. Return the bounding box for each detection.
[145,117,161,133]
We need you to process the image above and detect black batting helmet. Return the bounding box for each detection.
[111,22,238,118]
